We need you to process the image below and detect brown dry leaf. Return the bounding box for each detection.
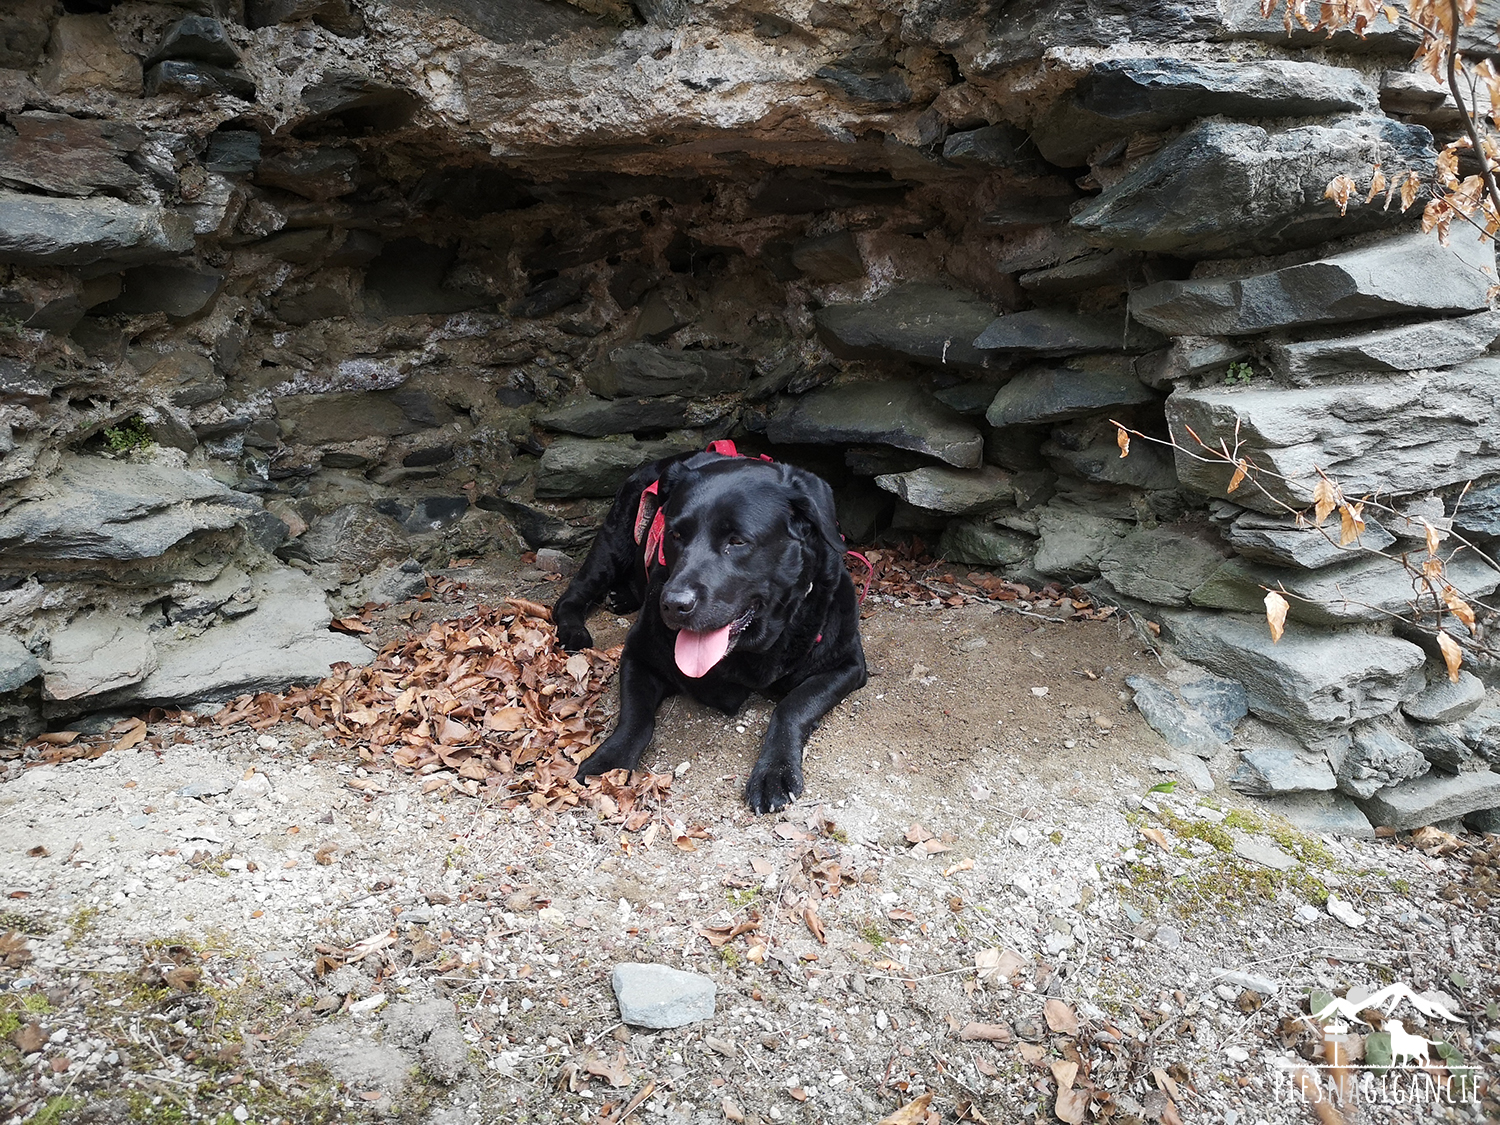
[876,1091,933,1125]
[1140,826,1172,853]
[584,1047,630,1088]
[1312,477,1339,525]
[975,947,1026,984]
[1324,173,1356,215]
[1051,1059,1079,1089]
[1424,519,1441,558]
[803,904,827,945]
[1115,425,1130,458]
[163,966,200,991]
[1338,502,1365,547]
[1264,590,1289,644]
[12,1021,46,1053]
[314,844,338,866]
[959,1022,1014,1042]
[904,822,933,844]
[722,1098,745,1123]
[331,616,373,635]
[942,857,974,876]
[916,839,952,855]
[1437,630,1465,683]
[1044,998,1080,1035]
[975,1055,1000,1077]
[0,931,32,968]
[1015,1042,1046,1065]
[115,719,148,751]
[888,908,919,923]
[1054,1087,1089,1125]
[1226,457,1248,494]
[1443,584,1478,631]
[25,846,47,858]
[34,731,79,746]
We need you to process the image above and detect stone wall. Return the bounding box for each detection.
[2,0,1500,834]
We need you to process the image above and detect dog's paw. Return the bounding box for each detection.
[744,760,803,815]
[555,621,594,651]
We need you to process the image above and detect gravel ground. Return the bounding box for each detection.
[2,566,1498,1125]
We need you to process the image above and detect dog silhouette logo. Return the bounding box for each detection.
[1310,983,1461,1061]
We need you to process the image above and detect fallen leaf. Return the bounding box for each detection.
[975,947,1026,984]
[959,1022,1013,1042]
[803,904,827,945]
[1050,1059,1079,1089]
[1015,1042,1046,1065]
[1044,998,1080,1035]
[887,908,919,923]
[943,857,974,877]
[722,1098,745,1123]
[877,1091,933,1125]
[12,1021,45,1053]
[1140,826,1172,853]
[975,1055,999,1077]
[25,846,47,858]
[0,931,33,967]
[904,822,933,844]
[788,1087,808,1102]
[1438,630,1464,683]
[584,1047,630,1088]
[1054,1087,1089,1125]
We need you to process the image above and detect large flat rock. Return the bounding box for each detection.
[873,464,1019,515]
[766,381,983,468]
[1229,748,1337,796]
[538,396,722,437]
[973,308,1162,356]
[1073,118,1431,258]
[1356,769,1500,829]
[1222,510,1396,569]
[1131,227,1494,336]
[612,963,715,1029]
[41,613,157,702]
[0,189,195,267]
[814,283,997,370]
[0,455,243,564]
[536,436,701,500]
[586,344,748,399]
[1165,362,1500,511]
[1034,58,1374,166]
[1101,529,1226,607]
[1189,553,1500,625]
[1264,311,1500,382]
[985,357,1158,427]
[1159,610,1426,739]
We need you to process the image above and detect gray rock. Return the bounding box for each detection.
[873,465,1019,516]
[942,124,1043,170]
[1166,361,1500,511]
[0,112,142,199]
[1127,673,1227,757]
[146,16,240,67]
[766,381,983,468]
[1073,118,1432,258]
[539,396,724,437]
[278,505,407,571]
[1214,969,1280,997]
[932,378,1006,416]
[1264,312,1500,382]
[1465,806,1500,833]
[122,568,371,707]
[140,351,225,409]
[1167,752,1215,791]
[1223,510,1396,570]
[1136,336,1250,389]
[1132,226,1495,336]
[985,358,1157,427]
[249,0,363,35]
[1018,248,1142,298]
[204,129,260,173]
[478,496,597,551]
[1357,769,1500,830]
[145,60,256,100]
[1178,675,1250,741]
[1336,725,1431,799]
[1101,529,1225,607]
[1405,721,1486,773]
[299,69,416,131]
[790,230,864,282]
[814,283,997,369]
[978,196,1079,233]
[611,963,716,1029]
[536,436,701,500]
[178,777,234,798]
[0,638,40,693]
[1229,749,1337,796]
[1159,610,1426,739]
[384,1000,468,1085]
[255,147,359,201]
[938,521,1035,567]
[0,189,194,267]
[1233,836,1297,871]
[41,614,157,702]
[1189,553,1500,626]
[1032,505,1132,577]
[974,308,1162,356]
[1043,416,1181,490]
[1216,0,1422,50]
[1456,701,1500,763]
[956,0,1220,72]
[97,264,223,319]
[277,390,453,445]
[363,237,486,316]
[1452,481,1500,539]
[511,276,583,318]
[1259,791,1374,839]
[1153,924,1182,952]
[586,345,747,399]
[1035,58,1375,166]
[0,455,244,567]
[1403,671,1486,724]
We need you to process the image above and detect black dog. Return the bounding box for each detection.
[553,445,867,813]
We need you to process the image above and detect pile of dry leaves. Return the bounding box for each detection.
[211,597,636,811]
[859,543,1118,622]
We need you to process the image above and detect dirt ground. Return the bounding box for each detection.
[2,558,1499,1125]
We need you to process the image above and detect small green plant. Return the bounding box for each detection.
[1224,361,1254,385]
[102,415,154,454]
[31,1096,77,1125]
[858,923,887,949]
[717,946,741,967]
[726,887,760,909]
[21,993,52,1015]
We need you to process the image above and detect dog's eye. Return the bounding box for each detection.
[670,529,682,541]
[725,535,747,550]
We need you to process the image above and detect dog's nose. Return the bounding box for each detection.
[660,585,698,621]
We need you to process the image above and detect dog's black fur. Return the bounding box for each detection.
[553,449,867,813]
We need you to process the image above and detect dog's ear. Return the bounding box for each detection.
[782,464,845,558]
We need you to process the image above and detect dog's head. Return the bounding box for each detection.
[655,455,842,678]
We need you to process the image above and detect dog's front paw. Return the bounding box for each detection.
[744,758,803,815]
[555,621,594,652]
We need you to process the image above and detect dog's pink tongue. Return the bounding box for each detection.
[675,625,732,678]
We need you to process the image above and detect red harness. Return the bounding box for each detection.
[632,441,874,633]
